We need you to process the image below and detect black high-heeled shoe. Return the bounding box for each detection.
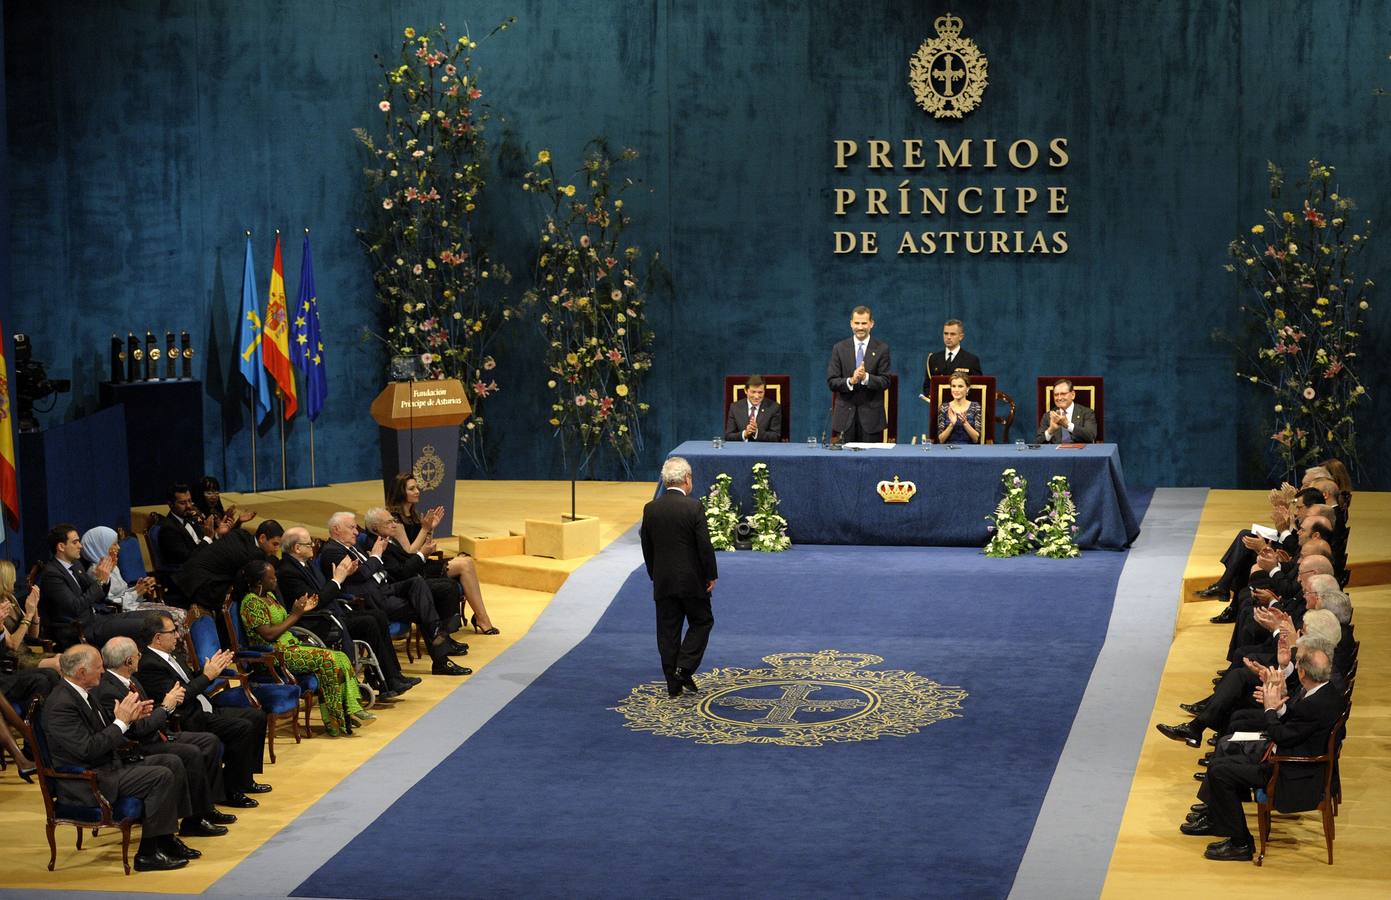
[470,614,500,635]
[18,766,36,784]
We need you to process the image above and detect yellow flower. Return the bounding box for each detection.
[404,27,416,38]
[1316,296,1329,306]
[615,384,629,397]
[565,353,579,365]
[473,320,483,332]
[562,184,576,197]
[537,149,551,164]
[1282,211,1295,223]
[1251,225,1265,234]
[549,417,561,426]
[1273,308,1285,320]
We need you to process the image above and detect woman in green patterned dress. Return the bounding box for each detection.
[234,559,369,736]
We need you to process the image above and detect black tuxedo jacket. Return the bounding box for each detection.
[1262,681,1346,809]
[175,528,265,607]
[724,398,783,443]
[826,336,892,433]
[381,540,429,583]
[640,488,718,600]
[277,554,347,607]
[319,539,391,600]
[158,513,207,568]
[38,558,116,641]
[137,647,216,726]
[1034,403,1098,444]
[93,670,171,743]
[40,679,130,801]
[922,348,982,394]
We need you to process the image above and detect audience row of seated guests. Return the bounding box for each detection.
[1155,460,1355,861]
[12,473,502,873]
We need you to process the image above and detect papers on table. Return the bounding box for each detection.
[843,442,898,449]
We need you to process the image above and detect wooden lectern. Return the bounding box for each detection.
[369,379,471,537]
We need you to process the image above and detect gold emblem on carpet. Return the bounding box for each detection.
[611,650,967,747]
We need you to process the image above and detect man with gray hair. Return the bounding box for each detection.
[94,636,235,841]
[41,644,193,870]
[640,457,718,697]
[1186,645,1344,860]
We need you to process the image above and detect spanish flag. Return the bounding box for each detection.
[0,322,19,529]
[262,233,299,419]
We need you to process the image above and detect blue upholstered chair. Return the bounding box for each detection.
[223,597,327,744]
[187,613,302,764]
[22,698,143,876]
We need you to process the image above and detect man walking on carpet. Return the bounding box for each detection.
[640,457,718,698]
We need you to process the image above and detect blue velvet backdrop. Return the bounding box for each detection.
[4,1,1388,490]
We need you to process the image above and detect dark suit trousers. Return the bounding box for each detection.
[1215,532,1258,596]
[654,593,714,686]
[1195,668,1260,735]
[185,707,265,793]
[839,415,882,444]
[89,755,190,837]
[139,731,224,817]
[371,577,445,644]
[343,606,403,684]
[1198,755,1266,844]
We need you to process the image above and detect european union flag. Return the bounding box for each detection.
[291,233,327,421]
[238,235,272,422]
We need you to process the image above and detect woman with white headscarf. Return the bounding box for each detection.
[80,526,187,629]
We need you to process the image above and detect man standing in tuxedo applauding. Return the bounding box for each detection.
[640,457,718,698]
[826,306,892,443]
[922,319,983,395]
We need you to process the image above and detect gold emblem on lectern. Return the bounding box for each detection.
[909,13,989,119]
[412,444,444,491]
[611,650,967,747]
[876,476,917,504]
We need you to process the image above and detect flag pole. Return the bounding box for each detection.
[305,227,318,487]
[278,393,287,490]
[247,229,258,494]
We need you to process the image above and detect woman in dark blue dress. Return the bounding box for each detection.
[936,373,983,444]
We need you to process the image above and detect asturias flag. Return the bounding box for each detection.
[238,235,272,423]
[262,233,299,419]
[290,233,327,422]
[0,321,20,532]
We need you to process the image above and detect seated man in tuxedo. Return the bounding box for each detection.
[826,305,892,443]
[1035,378,1097,444]
[158,484,214,570]
[276,526,418,697]
[319,512,470,676]
[176,520,283,633]
[1183,644,1343,860]
[922,318,983,395]
[362,507,466,637]
[38,523,120,650]
[723,375,782,443]
[137,612,270,807]
[95,637,235,839]
[42,644,194,871]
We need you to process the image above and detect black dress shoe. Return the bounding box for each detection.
[448,640,470,652]
[133,849,188,871]
[1204,837,1254,861]
[1179,699,1210,715]
[667,684,683,698]
[1190,802,1208,814]
[179,817,228,837]
[1180,815,1220,836]
[164,836,202,859]
[245,781,272,794]
[221,793,259,809]
[389,679,416,694]
[1197,583,1229,599]
[375,689,400,702]
[401,676,423,686]
[1156,722,1204,747]
[432,659,472,676]
[1193,771,1207,781]
[1209,604,1237,623]
[1207,735,1219,746]
[674,667,700,694]
[1197,756,1211,768]
[206,809,238,825]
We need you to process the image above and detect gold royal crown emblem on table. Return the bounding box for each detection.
[877,476,917,504]
[908,13,989,119]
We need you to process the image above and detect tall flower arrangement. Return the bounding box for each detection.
[748,463,791,552]
[355,20,517,472]
[701,473,740,552]
[1225,160,1372,480]
[1032,475,1080,559]
[984,468,1031,557]
[520,141,657,482]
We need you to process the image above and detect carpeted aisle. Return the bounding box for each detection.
[293,499,1152,900]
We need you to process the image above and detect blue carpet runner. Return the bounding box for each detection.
[294,502,1148,899]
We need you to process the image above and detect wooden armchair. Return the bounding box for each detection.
[1035,375,1105,441]
[22,698,143,875]
[1254,702,1351,866]
[723,374,791,442]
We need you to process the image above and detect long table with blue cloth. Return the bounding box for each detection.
[666,441,1142,550]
